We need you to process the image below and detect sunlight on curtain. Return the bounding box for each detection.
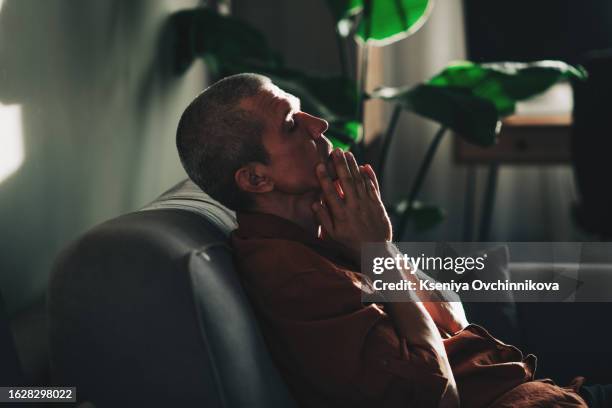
[0,103,24,183]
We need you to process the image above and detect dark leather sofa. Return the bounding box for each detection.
[46,179,612,407]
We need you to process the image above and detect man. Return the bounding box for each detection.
[176,73,589,407]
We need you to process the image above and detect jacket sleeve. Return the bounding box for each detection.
[256,250,450,407]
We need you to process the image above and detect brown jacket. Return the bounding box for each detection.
[232,211,587,407]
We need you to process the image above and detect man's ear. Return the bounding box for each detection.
[234,163,273,194]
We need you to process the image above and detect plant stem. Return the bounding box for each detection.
[377,104,402,187]
[354,0,372,162]
[397,125,448,237]
[355,45,369,161]
[327,2,349,79]
[335,31,349,79]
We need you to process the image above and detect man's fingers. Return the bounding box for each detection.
[363,164,381,196]
[361,164,381,201]
[332,149,358,203]
[346,152,365,197]
[316,163,344,217]
[360,166,378,200]
[312,201,334,235]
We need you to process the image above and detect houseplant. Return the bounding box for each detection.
[169,0,586,236]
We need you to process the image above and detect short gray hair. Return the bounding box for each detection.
[176,73,271,211]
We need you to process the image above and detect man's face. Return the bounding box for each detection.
[244,85,332,195]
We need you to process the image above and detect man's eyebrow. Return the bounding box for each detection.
[287,93,301,111]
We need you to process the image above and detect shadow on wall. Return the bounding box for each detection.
[0,0,206,315]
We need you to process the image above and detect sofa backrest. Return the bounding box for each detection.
[48,180,296,407]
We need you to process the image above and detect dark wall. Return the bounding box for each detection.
[465,0,612,63]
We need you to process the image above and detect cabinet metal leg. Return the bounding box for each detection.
[479,162,499,241]
[463,166,476,241]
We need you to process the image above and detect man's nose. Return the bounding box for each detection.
[300,112,329,136]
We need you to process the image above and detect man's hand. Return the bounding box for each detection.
[315,150,460,407]
[413,271,469,336]
[312,148,392,261]
[423,301,469,337]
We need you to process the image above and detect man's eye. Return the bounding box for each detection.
[288,120,297,132]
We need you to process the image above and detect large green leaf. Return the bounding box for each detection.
[326,0,433,45]
[169,8,279,74]
[412,203,445,232]
[371,84,500,146]
[389,200,445,232]
[428,60,587,116]
[326,120,362,149]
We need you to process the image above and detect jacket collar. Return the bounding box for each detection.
[235,211,316,243]
[234,211,357,270]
